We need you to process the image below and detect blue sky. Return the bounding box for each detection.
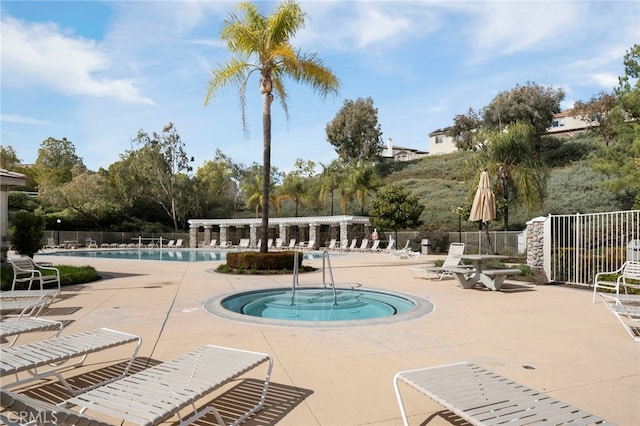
[1,1,638,174]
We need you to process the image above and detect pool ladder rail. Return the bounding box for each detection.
[291,250,338,306]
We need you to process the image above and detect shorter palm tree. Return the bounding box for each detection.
[470,122,548,230]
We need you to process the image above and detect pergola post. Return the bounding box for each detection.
[340,222,349,246]
[203,225,212,246]
[189,225,198,248]
[220,226,229,246]
[279,224,290,243]
[308,223,320,250]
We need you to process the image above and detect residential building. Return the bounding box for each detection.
[380,138,429,162]
[428,127,457,155]
[427,110,596,156]
[546,109,598,137]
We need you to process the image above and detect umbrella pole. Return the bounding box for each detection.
[484,223,495,254]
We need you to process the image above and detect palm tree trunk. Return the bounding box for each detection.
[260,92,273,253]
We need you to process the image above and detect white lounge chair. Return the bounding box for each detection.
[390,249,421,260]
[0,298,49,319]
[166,240,176,247]
[42,237,61,249]
[356,238,369,251]
[285,238,296,250]
[238,238,251,250]
[1,389,113,426]
[0,317,63,347]
[208,239,218,248]
[599,293,640,342]
[593,260,640,303]
[326,239,337,250]
[175,239,184,248]
[398,240,411,251]
[409,242,467,280]
[368,239,381,252]
[382,239,396,253]
[273,238,284,250]
[1,328,141,394]
[9,344,271,426]
[394,362,612,426]
[5,257,61,305]
[347,239,358,251]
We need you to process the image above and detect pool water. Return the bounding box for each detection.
[207,287,433,325]
[43,249,328,262]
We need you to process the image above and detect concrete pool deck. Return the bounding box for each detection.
[5,250,639,425]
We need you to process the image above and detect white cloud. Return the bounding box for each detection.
[465,2,582,62]
[350,7,411,49]
[589,73,619,90]
[0,114,50,125]
[296,2,437,52]
[1,17,154,104]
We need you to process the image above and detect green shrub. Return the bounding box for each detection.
[226,251,302,270]
[1,264,99,291]
[11,210,45,259]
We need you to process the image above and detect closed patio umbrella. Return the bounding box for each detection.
[469,170,496,253]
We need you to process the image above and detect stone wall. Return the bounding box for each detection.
[526,216,547,283]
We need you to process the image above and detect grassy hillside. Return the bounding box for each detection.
[377,145,625,233]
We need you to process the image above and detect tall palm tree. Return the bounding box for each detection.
[205,1,339,253]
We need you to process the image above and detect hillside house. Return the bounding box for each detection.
[380,138,429,162]
[427,110,596,155]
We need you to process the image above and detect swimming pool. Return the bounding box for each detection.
[43,249,331,262]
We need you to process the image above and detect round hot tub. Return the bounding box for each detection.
[204,287,433,327]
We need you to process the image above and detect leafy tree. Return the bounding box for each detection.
[370,185,424,242]
[325,97,383,163]
[129,123,194,230]
[449,82,564,150]
[447,108,482,151]
[194,150,241,218]
[469,122,548,230]
[483,82,565,136]
[614,44,640,125]
[39,169,121,229]
[588,44,640,209]
[0,145,21,170]
[34,137,85,187]
[8,191,39,212]
[10,210,45,259]
[574,92,619,145]
[205,0,339,253]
